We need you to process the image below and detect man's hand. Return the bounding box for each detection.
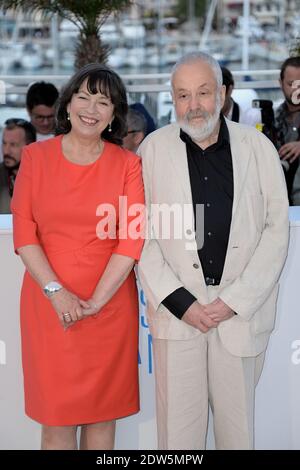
[279,141,300,163]
[182,301,219,333]
[204,297,235,323]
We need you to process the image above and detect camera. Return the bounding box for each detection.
[252,99,289,172]
[252,99,277,146]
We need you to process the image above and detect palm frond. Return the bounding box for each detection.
[0,1,131,31]
[0,0,132,67]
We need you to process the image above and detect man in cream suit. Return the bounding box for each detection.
[138,52,289,450]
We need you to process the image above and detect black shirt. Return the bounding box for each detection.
[162,116,234,319]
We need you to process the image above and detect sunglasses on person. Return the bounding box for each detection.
[5,118,28,126]
[126,129,143,135]
[31,113,55,122]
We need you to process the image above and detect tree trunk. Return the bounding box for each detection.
[74,33,110,69]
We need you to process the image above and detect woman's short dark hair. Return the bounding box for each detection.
[56,63,128,145]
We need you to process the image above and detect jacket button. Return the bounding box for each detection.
[186,229,192,235]
[193,263,199,269]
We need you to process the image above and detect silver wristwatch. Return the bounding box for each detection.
[43,281,63,298]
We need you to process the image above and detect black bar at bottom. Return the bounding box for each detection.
[0,450,299,468]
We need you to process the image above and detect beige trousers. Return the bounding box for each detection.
[153,289,265,450]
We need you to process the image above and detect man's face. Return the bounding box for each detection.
[28,104,55,135]
[123,130,145,153]
[2,127,27,170]
[280,66,300,107]
[172,60,225,141]
[222,84,234,115]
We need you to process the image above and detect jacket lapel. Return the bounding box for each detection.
[221,119,251,283]
[168,120,251,217]
[167,124,194,206]
[226,119,250,218]
[166,124,205,283]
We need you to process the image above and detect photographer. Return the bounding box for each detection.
[221,66,260,126]
[275,57,300,203]
[253,58,300,204]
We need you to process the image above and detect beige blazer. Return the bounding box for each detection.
[138,119,289,357]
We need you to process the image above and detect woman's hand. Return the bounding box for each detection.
[79,298,102,318]
[49,288,90,328]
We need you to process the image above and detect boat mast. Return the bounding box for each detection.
[242,0,250,71]
[199,0,218,51]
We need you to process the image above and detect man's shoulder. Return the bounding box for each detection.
[225,117,259,138]
[137,123,182,168]
[274,100,285,112]
[141,123,180,147]
[225,117,278,153]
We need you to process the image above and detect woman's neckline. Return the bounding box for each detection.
[59,134,108,167]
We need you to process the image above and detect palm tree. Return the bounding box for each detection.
[0,0,131,69]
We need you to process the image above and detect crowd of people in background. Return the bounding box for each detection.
[221,57,300,203]
[0,57,300,213]
[1,56,300,212]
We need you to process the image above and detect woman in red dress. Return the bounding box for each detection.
[11,63,145,449]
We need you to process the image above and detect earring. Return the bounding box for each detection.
[108,123,112,132]
[67,112,70,121]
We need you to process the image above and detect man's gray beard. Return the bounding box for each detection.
[177,101,222,143]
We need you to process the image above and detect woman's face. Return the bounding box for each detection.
[67,78,114,139]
